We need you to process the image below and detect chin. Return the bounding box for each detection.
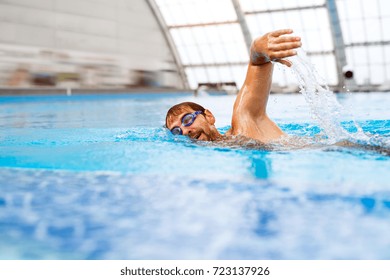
[205,134,216,141]
[198,133,210,141]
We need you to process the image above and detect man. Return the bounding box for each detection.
[165,29,302,143]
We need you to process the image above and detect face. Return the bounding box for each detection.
[167,108,221,141]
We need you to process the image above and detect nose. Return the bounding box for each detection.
[182,126,193,136]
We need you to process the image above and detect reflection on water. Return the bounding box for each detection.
[0,92,389,259]
[2,121,389,259]
[250,155,270,179]
[1,167,390,260]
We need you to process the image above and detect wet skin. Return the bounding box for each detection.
[166,108,223,141]
[167,29,302,143]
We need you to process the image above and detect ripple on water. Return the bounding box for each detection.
[1,168,390,259]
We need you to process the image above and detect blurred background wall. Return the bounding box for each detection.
[0,0,182,89]
[0,0,389,92]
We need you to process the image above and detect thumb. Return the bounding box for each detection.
[275,59,292,67]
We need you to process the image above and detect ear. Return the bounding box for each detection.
[203,109,215,125]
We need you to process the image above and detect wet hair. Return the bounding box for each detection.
[165,102,205,128]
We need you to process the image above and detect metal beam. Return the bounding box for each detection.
[231,0,252,53]
[326,0,347,89]
[146,0,189,89]
[183,62,247,68]
[168,20,237,29]
[183,51,334,68]
[306,50,334,56]
[244,4,326,15]
[346,40,390,47]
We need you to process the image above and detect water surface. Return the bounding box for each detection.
[0,92,389,259]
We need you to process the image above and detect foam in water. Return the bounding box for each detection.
[289,49,369,143]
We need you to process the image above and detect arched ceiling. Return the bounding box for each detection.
[151,0,390,91]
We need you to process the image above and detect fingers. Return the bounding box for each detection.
[267,29,301,62]
[275,59,292,67]
[269,41,302,52]
[250,29,301,66]
[273,35,301,44]
[270,29,293,37]
[270,50,297,61]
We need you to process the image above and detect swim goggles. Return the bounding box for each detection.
[170,111,203,135]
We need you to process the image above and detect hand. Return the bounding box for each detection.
[250,29,301,67]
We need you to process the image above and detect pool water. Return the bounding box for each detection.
[0,92,390,259]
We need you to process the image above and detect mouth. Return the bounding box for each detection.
[194,132,201,140]
[196,132,210,141]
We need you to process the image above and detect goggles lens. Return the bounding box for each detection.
[169,111,203,136]
[171,127,182,135]
[182,113,195,126]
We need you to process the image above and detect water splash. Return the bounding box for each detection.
[289,49,368,143]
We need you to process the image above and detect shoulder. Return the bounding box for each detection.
[225,128,232,136]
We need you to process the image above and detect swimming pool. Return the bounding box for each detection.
[1,92,390,259]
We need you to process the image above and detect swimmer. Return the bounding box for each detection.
[165,29,302,143]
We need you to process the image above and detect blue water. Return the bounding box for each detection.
[1,92,390,259]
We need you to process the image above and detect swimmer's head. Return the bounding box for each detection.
[165,102,222,141]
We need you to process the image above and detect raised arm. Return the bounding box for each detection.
[229,29,301,142]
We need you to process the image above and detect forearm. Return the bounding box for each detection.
[229,29,301,142]
[233,62,273,117]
